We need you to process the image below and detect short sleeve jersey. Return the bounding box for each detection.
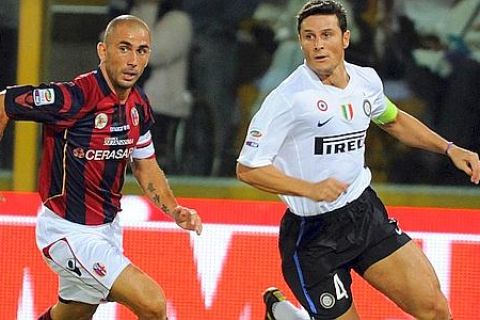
[5,69,155,225]
[237,62,387,216]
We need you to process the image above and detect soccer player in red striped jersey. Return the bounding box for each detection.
[0,15,201,320]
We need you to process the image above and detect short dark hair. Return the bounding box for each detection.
[297,0,348,34]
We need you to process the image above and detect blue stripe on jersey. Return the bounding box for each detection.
[294,218,318,314]
[101,159,121,223]
[48,130,68,197]
[100,105,124,223]
[64,120,92,224]
[63,83,86,117]
[94,69,112,96]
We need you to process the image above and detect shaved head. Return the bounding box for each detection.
[97,14,152,101]
[103,15,151,44]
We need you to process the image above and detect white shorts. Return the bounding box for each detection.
[36,206,130,304]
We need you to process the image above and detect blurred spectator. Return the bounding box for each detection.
[107,0,135,18]
[107,0,193,174]
[0,0,19,169]
[385,0,480,184]
[181,0,261,176]
[428,0,480,184]
[248,0,305,116]
[132,0,193,174]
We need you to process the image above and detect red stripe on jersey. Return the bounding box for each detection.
[58,85,72,114]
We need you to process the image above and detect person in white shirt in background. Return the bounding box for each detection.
[131,0,193,173]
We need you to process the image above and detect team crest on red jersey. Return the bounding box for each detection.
[94,113,108,129]
[131,107,139,126]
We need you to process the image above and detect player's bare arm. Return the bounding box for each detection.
[381,110,480,184]
[0,91,9,141]
[236,163,348,202]
[131,157,202,235]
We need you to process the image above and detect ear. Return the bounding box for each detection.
[298,34,304,51]
[342,30,351,49]
[97,42,106,62]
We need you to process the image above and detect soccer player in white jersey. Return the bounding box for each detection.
[236,1,480,319]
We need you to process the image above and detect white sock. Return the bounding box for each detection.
[272,300,311,320]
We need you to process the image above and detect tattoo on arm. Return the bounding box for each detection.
[161,204,170,213]
[147,183,156,193]
[153,194,161,205]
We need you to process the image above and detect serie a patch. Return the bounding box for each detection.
[33,88,55,106]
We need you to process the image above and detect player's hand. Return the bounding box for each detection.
[447,145,480,184]
[173,206,202,235]
[308,178,349,202]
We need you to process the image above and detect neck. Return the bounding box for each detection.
[312,63,349,89]
[99,65,130,104]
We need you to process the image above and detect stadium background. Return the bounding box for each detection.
[1,0,480,319]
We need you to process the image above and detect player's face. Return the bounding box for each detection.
[298,14,350,81]
[98,22,151,93]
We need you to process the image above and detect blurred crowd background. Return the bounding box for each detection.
[1,0,479,186]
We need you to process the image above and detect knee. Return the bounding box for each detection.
[136,297,167,320]
[413,292,451,320]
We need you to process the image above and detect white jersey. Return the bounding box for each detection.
[238,62,387,216]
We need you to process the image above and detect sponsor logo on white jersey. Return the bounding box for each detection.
[315,130,366,155]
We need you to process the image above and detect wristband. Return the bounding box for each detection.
[445,142,454,155]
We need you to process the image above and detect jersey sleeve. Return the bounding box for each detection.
[372,96,399,125]
[362,68,389,121]
[237,92,295,167]
[132,130,155,159]
[4,82,86,127]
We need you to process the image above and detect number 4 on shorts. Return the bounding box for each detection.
[333,273,349,300]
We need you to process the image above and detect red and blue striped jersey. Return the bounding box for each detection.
[5,69,155,225]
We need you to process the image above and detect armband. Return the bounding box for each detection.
[372,97,398,125]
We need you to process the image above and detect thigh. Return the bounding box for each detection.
[362,240,443,312]
[108,264,166,313]
[280,212,355,319]
[50,300,98,320]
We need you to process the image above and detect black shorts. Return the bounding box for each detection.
[279,187,411,319]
